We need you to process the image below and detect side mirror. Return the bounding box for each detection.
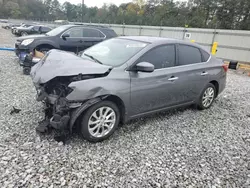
[62,33,70,40]
[135,62,155,73]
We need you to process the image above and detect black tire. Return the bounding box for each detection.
[197,83,216,110]
[228,61,238,70]
[23,67,31,75]
[80,101,120,142]
[21,31,28,36]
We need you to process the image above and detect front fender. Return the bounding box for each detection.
[69,96,108,131]
[32,40,59,49]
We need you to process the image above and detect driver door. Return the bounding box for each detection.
[59,27,85,53]
[130,44,181,115]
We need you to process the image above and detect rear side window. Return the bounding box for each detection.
[82,28,105,38]
[178,45,202,65]
[102,29,117,38]
[139,45,176,69]
[201,49,210,62]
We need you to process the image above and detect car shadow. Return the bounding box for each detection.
[37,105,197,145]
[117,105,195,134]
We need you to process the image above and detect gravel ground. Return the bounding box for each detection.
[0,25,250,188]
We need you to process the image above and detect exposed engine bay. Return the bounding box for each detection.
[35,72,110,140]
[29,49,114,142]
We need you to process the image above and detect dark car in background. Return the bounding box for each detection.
[14,24,117,57]
[30,36,227,142]
[2,23,20,29]
[12,24,33,34]
[14,25,52,36]
[0,19,8,23]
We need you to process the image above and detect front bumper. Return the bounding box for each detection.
[36,88,82,131]
[15,42,32,58]
[22,53,41,68]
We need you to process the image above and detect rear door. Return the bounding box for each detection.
[79,28,106,51]
[173,44,210,102]
[59,27,84,53]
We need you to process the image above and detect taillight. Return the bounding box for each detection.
[222,64,228,72]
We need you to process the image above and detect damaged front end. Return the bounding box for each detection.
[30,49,113,135]
[36,74,104,133]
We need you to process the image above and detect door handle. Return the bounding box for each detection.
[168,76,179,81]
[79,40,83,43]
[201,72,208,76]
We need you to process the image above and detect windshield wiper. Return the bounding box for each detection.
[84,53,103,64]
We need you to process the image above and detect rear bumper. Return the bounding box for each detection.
[218,74,227,95]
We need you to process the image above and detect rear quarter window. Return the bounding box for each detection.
[178,45,202,65]
[102,29,118,38]
[201,49,211,62]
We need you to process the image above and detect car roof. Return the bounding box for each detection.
[67,24,113,31]
[118,36,207,50]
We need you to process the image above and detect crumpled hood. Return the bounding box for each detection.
[30,49,112,84]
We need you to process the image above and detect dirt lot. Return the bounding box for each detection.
[0,25,250,187]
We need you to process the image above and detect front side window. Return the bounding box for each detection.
[41,27,51,32]
[82,38,148,67]
[138,45,176,69]
[46,25,71,36]
[178,45,202,65]
[65,28,83,37]
[32,26,40,31]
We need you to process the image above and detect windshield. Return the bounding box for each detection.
[82,38,148,67]
[46,25,70,36]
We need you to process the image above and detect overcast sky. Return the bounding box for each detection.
[58,0,132,7]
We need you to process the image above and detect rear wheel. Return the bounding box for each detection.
[197,83,216,110]
[80,101,120,142]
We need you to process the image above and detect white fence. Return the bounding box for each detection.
[9,19,250,62]
[88,24,250,63]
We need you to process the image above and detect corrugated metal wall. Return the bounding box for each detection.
[8,19,250,62]
[94,23,250,62]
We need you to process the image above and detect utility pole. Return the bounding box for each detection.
[82,0,84,23]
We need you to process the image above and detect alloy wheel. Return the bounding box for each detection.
[202,87,215,108]
[88,106,116,138]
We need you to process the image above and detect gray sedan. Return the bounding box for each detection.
[31,36,227,142]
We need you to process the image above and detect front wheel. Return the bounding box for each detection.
[197,83,216,110]
[80,101,120,142]
[21,32,28,36]
[23,67,31,75]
